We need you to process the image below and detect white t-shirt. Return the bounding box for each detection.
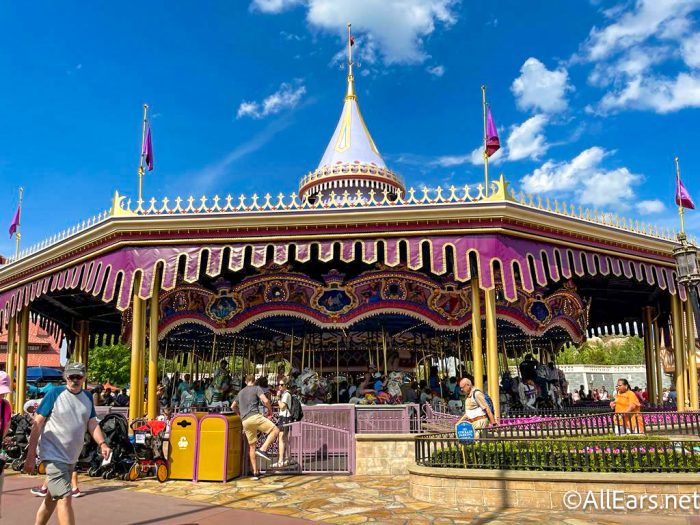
[279,391,292,417]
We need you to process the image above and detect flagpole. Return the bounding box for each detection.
[15,187,23,258]
[348,23,352,69]
[481,85,489,198]
[676,156,686,236]
[138,104,149,206]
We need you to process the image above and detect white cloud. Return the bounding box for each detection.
[427,65,445,77]
[237,81,307,119]
[636,199,666,214]
[506,115,549,161]
[251,0,304,13]
[430,144,503,168]
[432,153,472,168]
[581,0,699,61]
[682,33,700,68]
[588,46,670,87]
[511,58,572,113]
[579,0,700,114]
[520,147,643,208]
[255,0,459,64]
[597,72,700,113]
[176,117,294,192]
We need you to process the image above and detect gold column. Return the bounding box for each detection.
[16,308,29,415]
[682,301,690,407]
[147,272,160,420]
[671,294,686,411]
[653,317,663,405]
[129,277,146,422]
[7,316,16,410]
[484,287,499,418]
[138,300,146,417]
[471,278,484,390]
[642,307,655,404]
[685,297,699,410]
[80,321,90,388]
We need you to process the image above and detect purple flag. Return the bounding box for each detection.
[485,107,500,158]
[676,172,695,210]
[143,123,154,171]
[8,204,20,238]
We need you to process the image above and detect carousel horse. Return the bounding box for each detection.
[386,371,404,401]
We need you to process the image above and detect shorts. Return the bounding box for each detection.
[45,461,74,499]
[277,415,292,430]
[242,414,275,444]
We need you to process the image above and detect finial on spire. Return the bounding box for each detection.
[346,23,356,100]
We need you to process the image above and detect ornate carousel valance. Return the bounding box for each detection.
[125,268,589,342]
[0,234,681,327]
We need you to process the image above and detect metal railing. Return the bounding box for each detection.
[415,434,700,473]
[6,174,683,266]
[486,411,700,439]
[355,404,421,433]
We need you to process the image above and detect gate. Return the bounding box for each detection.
[287,421,354,474]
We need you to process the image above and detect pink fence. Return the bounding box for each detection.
[355,404,421,433]
[301,404,356,433]
[287,421,354,474]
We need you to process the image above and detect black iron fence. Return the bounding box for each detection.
[415,434,700,473]
[484,411,700,439]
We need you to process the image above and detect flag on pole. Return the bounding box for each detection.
[676,171,695,209]
[143,123,154,171]
[8,204,20,238]
[485,107,500,157]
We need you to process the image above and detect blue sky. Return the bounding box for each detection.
[2,0,700,255]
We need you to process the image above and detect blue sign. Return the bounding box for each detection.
[455,421,475,443]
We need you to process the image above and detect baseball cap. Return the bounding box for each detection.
[64,362,86,378]
[24,399,40,413]
[0,371,10,394]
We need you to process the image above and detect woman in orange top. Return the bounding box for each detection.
[610,378,644,434]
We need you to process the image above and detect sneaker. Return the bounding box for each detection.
[71,488,83,498]
[255,449,272,462]
[250,473,261,481]
[30,486,48,497]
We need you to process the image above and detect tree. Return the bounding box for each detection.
[87,344,132,386]
[558,336,645,366]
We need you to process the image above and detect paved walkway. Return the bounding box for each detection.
[2,472,698,524]
[1,473,315,525]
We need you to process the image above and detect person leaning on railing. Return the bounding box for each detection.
[457,375,497,436]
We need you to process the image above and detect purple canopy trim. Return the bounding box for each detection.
[0,235,685,328]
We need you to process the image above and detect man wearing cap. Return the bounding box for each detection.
[24,362,111,525]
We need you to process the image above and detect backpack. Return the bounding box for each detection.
[289,394,304,422]
[472,388,494,415]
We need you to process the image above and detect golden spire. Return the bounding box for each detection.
[346,23,356,100]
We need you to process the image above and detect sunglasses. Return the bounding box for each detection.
[68,375,84,381]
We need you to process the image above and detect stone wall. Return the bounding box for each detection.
[355,434,417,475]
[409,465,700,515]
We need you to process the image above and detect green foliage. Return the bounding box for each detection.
[426,436,700,473]
[87,344,132,386]
[558,336,645,365]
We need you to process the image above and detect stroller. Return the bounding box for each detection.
[128,418,168,483]
[86,413,136,480]
[5,414,44,473]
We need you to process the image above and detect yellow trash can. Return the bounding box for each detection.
[168,413,201,481]
[196,413,242,482]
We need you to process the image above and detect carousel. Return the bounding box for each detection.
[1,30,698,421]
